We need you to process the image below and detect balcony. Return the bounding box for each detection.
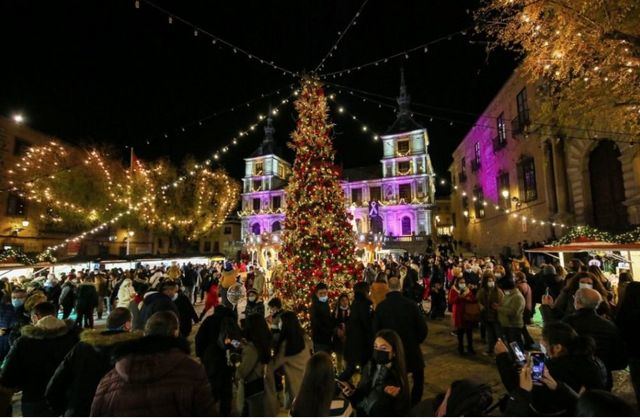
[471,159,481,173]
[458,171,467,184]
[511,112,531,137]
[492,134,507,152]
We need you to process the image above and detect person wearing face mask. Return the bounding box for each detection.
[476,272,504,356]
[449,277,477,356]
[0,293,18,362]
[310,283,335,354]
[341,329,410,416]
[541,287,627,390]
[496,275,525,347]
[496,322,607,416]
[244,288,265,319]
[332,293,351,373]
[543,272,611,321]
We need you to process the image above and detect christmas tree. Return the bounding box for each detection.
[278,77,357,314]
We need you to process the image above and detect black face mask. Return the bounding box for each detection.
[372,349,392,365]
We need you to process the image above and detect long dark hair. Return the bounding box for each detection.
[292,352,335,417]
[616,282,640,335]
[243,314,272,363]
[375,329,410,401]
[279,311,306,357]
[542,322,595,357]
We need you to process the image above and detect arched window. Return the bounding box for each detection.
[272,221,281,232]
[251,223,261,235]
[355,218,362,234]
[401,216,412,235]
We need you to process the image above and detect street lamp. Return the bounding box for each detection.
[21,220,30,228]
[12,219,30,236]
[12,113,24,124]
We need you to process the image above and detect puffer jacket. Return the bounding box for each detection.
[0,316,78,403]
[90,335,216,416]
[46,329,143,416]
[497,289,525,328]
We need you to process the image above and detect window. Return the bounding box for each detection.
[6,193,26,216]
[252,198,261,211]
[497,171,510,201]
[272,221,281,232]
[462,196,469,210]
[213,241,220,253]
[474,186,485,218]
[251,223,261,235]
[223,226,232,235]
[254,161,264,175]
[369,186,381,202]
[397,140,410,155]
[399,184,412,202]
[461,157,466,175]
[516,88,529,124]
[397,161,411,175]
[401,216,412,235]
[278,164,286,179]
[494,113,507,152]
[203,241,212,252]
[518,157,538,202]
[13,138,31,156]
[272,195,282,210]
[253,179,262,191]
[472,143,481,172]
[351,188,362,205]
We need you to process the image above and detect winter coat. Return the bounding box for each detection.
[310,297,334,346]
[448,287,477,329]
[116,279,135,309]
[373,291,428,371]
[59,282,76,308]
[75,283,99,311]
[138,291,179,326]
[350,362,410,417]
[271,337,311,400]
[517,282,533,312]
[253,272,265,296]
[476,286,504,322]
[166,265,182,281]
[90,336,216,416]
[173,293,199,337]
[244,300,265,319]
[44,284,62,306]
[332,306,350,353]
[45,329,142,416]
[497,289,525,328]
[236,342,277,417]
[542,307,628,371]
[344,293,373,367]
[370,282,389,309]
[402,268,423,302]
[0,316,78,404]
[0,304,17,361]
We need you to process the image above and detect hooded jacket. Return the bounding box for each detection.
[90,335,216,417]
[45,329,143,416]
[0,316,78,403]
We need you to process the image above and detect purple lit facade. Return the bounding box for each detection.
[239,71,436,242]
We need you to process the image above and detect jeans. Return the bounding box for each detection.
[484,320,502,353]
[75,307,94,328]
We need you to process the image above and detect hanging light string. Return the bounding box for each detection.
[37,90,296,260]
[158,89,295,192]
[319,27,472,79]
[133,84,292,149]
[326,82,640,143]
[313,0,371,73]
[326,92,380,142]
[133,0,298,77]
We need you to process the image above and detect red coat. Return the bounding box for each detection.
[205,284,219,308]
[448,287,477,329]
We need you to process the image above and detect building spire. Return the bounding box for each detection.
[263,104,275,144]
[397,66,411,118]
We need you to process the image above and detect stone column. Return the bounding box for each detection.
[543,140,558,214]
[553,138,570,215]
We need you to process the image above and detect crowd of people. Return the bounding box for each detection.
[0,251,637,416]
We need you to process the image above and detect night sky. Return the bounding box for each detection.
[0,0,517,187]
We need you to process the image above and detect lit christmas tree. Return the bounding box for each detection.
[278,77,357,314]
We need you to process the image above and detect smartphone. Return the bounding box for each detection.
[510,342,526,366]
[230,339,241,349]
[531,353,545,385]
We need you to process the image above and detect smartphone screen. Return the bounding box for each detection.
[510,342,526,365]
[531,353,545,384]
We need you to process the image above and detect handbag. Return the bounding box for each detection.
[463,301,481,323]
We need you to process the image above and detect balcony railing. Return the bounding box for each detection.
[511,112,531,137]
[471,160,481,173]
[492,134,507,152]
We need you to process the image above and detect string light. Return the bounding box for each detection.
[135,0,298,77]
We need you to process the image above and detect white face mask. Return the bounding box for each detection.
[340,304,349,310]
[494,273,503,279]
[579,283,593,290]
[248,296,256,302]
[458,284,466,290]
[487,281,495,288]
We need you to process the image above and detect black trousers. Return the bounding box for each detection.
[409,365,425,406]
[457,327,473,352]
[61,304,73,319]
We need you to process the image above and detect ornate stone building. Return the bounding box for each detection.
[239,71,437,244]
[449,69,639,256]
